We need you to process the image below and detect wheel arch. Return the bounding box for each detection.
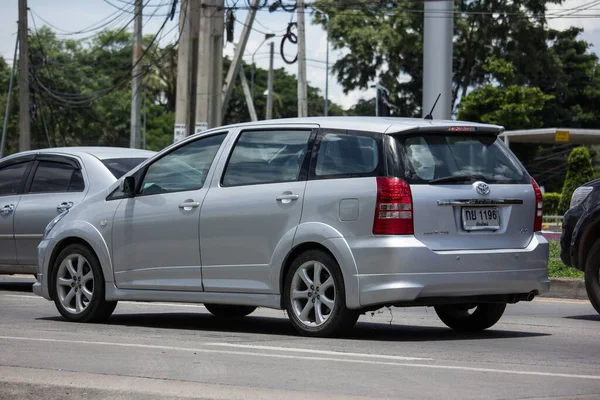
[573,207,600,271]
[278,222,360,309]
[46,222,114,300]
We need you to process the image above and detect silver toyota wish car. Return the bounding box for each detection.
[33,118,549,337]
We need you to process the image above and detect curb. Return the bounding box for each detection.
[541,278,589,301]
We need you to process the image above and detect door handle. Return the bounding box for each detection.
[179,201,200,211]
[276,193,299,204]
[1,204,15,217]
[57,201,74,213]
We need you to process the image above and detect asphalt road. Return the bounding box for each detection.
[1,275,599,400]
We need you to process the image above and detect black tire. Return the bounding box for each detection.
[51,244,117,323]
[434,303,506,332]
[283,249,359,338]
[584,239,600,315]
[204,304,256,318]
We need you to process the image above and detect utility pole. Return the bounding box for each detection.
[266,41,274,120]
[209,0,224,128]
[130,0,143,148]
[1,32,19,158]
[18,0,30,152]
[310,5,329,116]
[221,0,259,120]
[423,0,453,120]
[296,0,308,118]
[239,65,257,122]
[174,0,192,143]
[195,0,224,133]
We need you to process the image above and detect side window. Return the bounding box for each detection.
[0,162,31,196]
[29,161,85,193]
[315,133,379,178]
[140,133,226,195]
[222,130,311,187]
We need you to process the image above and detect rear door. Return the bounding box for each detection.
[387,131,535,250]
[0,159,34,265]
[14,156,87,265]
[199,127,315,293]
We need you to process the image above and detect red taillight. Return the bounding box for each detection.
[532,178,543,232]
[373,177,414,235]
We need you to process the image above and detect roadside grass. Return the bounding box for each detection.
[548,240,584,279]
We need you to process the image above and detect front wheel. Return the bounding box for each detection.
[283,250,359,337]
[51,244,117,323]
[204,304,256,318]
[584,239,600,315]
[434,303,506,332]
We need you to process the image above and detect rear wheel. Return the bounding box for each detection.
[51,244,117,323]
[434,303,506,332]
[584,239,600,314]
[283,250,359,337]
[204,304,256,318]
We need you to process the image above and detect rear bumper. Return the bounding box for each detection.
[347,233,549,309]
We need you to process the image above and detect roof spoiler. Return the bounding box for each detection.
[385,124,505,136]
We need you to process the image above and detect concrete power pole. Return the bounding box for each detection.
[130,0,143,148]
[174,0,200,143]
[422,0,453,120]
[296,0,308,118]
[266,41,274,120]
[195,0,224,133]
[18,0,30,152]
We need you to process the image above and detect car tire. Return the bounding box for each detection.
[283,249,359,338]
[204,304,256,318]
[51,244,117,323]
[434,303,506,332]
[584,239,600,315]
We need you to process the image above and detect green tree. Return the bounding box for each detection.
[558,147,595,214]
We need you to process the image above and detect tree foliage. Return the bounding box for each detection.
[558,147,595,214]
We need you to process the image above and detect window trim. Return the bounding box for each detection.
[219,127,317,188]
[308,128,384,181]
[0,158,35,197]
[111,131,229,200]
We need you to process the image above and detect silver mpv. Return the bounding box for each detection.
[33,117,550,337]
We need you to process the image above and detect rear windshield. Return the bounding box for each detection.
[101,158,148,179]
[388,135,529,184]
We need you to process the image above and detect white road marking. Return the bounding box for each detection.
[203,342,430,361]
[1,335,599,380]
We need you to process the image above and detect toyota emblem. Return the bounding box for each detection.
[475,181,490,196]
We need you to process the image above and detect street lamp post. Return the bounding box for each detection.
[251,33,275,101]
[310,5,330,116]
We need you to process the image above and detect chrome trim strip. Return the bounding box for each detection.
[0,234,13,239]
[437,199,524,206]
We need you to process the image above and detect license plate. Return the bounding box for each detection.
[461,207,500,231]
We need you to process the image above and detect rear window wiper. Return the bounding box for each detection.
[429,174,488,184]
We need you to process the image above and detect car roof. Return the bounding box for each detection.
[214,117,504,134]
[8,147,156,161]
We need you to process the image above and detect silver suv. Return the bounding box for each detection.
[33,117,549,337]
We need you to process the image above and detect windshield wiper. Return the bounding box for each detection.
[429,174,488,185]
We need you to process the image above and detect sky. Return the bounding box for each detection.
[0,0,599,111]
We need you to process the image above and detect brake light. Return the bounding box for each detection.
[532,178,543,232]
[373,177,414,235]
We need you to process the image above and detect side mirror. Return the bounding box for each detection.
[120,176,136,196]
